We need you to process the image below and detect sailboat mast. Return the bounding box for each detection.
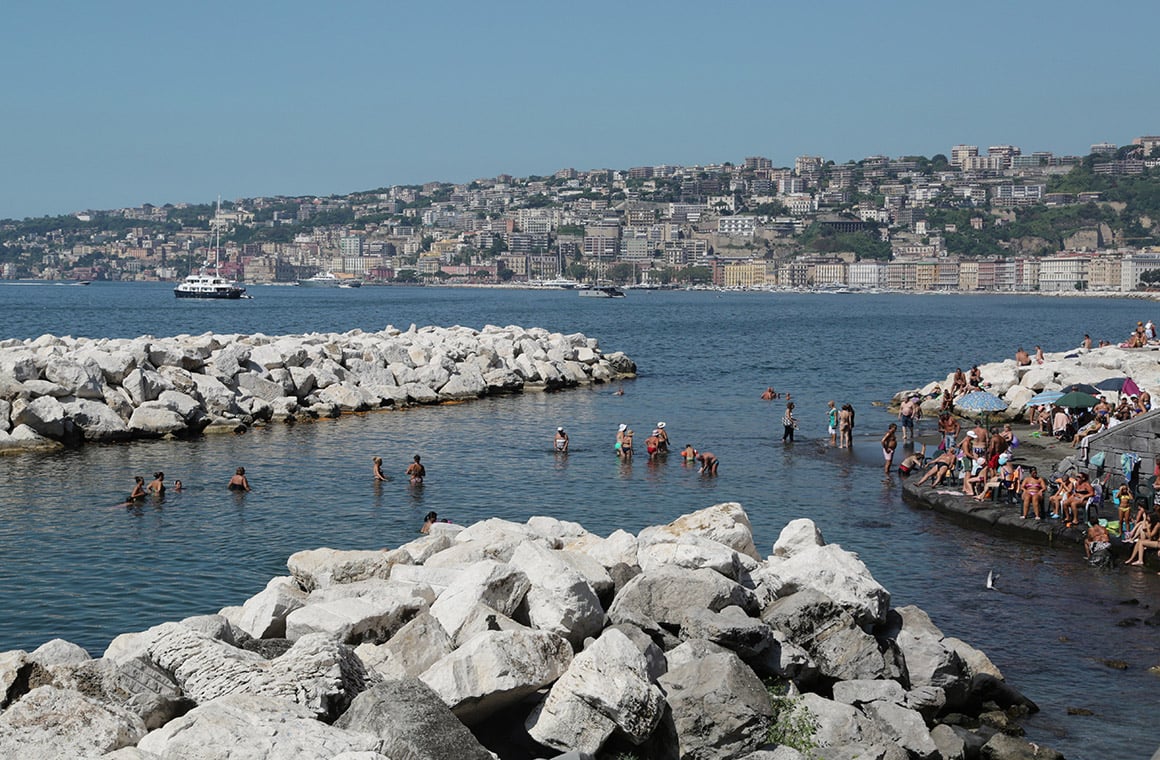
[214,195,221,274]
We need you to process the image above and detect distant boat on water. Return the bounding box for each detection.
[299,271,362,288]
[174,197,247,300]
[578,285,626,298]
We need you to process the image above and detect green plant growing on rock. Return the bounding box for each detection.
[766,679,819,756]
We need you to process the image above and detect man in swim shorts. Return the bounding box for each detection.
[898,396,917,442]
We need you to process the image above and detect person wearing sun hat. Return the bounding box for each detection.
[656,421,670,452]
[554,426,569,453]
[615,423,627,455]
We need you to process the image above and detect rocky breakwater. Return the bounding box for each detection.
[891,343,1160,422]
[0,324,636,453]
[0,503,1059,760]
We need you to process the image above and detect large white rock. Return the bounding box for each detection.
[219,576,309,639]
[285,590,429,644]
[44,357,104,399]
[287,547,410,591]
[637,502,760,560]
[11,395,71,439]
[762,543,890,626]
[335,679,494,760]
[136,693,381,759]
[145,624,372,718]
[526,627,665,754]
[508,541,604,646]
[354,609,452,681]
[565,529,640,570]
[891,605,965,690]
[122,367,171,405]
[428,560,530,641]
[772,518,825,558]
[0,685,146,758]
[419,629,572,725]
[638,534,749,580]
[61,398,131,441]
[128,402,188,435]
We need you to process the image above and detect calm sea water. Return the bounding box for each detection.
[1,282,1157,758]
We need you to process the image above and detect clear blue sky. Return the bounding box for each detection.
[3,0,1157,219]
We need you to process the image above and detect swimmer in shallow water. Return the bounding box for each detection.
[406,455,426,485]
[126,476,146,504]
[680,444,697,462]
[554,427,569,453]
[420,511,439,534]
[372,456,389,481]
[228,467,251,492]
[696,451,719,476]
[147,471,166,497]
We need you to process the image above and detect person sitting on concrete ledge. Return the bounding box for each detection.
[1020,467,1048,520]
[915,450,957,488]
[1124,511,1160,566]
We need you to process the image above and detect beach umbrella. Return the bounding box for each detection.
[1123,378,1142,397]
[1028,390,1063,406]
[954,391,1008,413]
[1055,391,1099,408]
[1062,382,1100,395]
[1095,377,1130,392]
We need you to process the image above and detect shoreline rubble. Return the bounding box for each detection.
[0,324,637,454]
[0,504,1059,759]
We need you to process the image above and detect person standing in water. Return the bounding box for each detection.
[827,401,838,445]
[656,422,669,453]
[406,455,426,485]
[228,467,251,492]
[147,472,166,497]
[881,424,898,475]
[372,456,389,481]
[782,402,798,442]
[696,451,719,475]
[554,427,569,453]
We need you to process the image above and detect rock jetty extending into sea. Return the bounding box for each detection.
[0,504,1058,760]
[892,343,1160,421]
[0,325,637,454]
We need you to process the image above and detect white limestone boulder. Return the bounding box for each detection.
[607,566,758,635]
[890,605,965,690]
[0,649,28,705]
[285,586,430,644]
[11,395,72,439]
[335,679,494,760]
[637,502,760,560]
[219,575,309,639]
[146,624,373,719]
[508,541,604,646]
[0,685,146,758]
[44,357,105,399]
[428,560,531,641]
[128,402,188,436]
[526,627,665,754]
[136,693,381,759]
[638,533,750,580]
[0,424,64,452]
[353,609,452,681]
[761,543,891,626]
[565,529,640,570]
[122,367,172,405]
[287,547,410,591]
[62,398,132,441]
[419,628,572,725]
[772,518,826,558]
[657,640,773,760]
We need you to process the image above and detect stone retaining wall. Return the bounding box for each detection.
[0,324,637,454]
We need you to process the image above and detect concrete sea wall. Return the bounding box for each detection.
[0,324,637,454]
[0,504,1058,759]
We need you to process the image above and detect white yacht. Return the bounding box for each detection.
[174,197,247,300]
[577,285,626,298]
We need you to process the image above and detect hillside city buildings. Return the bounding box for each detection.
[4,135,1160,293]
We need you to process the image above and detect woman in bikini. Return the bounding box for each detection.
[1124,511,1160,566]
[1020,467,1047,519]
